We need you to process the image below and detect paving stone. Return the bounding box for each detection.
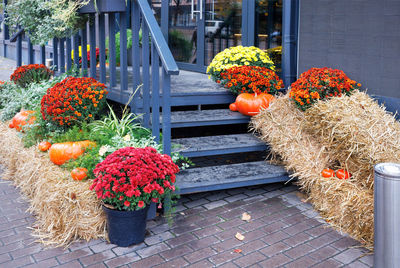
[262,230,290,245]
[57,248,93,264]
[283,221,312,236]
[55,260,83,268]
[89,242,116,253]
[312,258,343,268]
[183,247,216,263]
[286,255,318,268]
[186,259,214,268]
[218,262,240,268]
[203,199,228,210]
[136,243,170,258]
[261,220,288,234]
[185,235,219,251]
[219,208,245,220]
[153,257,189,268]
[128,254,164,267]
[32,247,69,262]
[23,257,60,268]
[239,218,266,232]
[305,224,332,237]
[1,255,35,267]
[184,198,209,208]
[209,250,242,266]
[259,242,291,257]
[346,260,370,267]
[258,253,292,267]
[111,243,146,256]
[104,252,141,268]
[263,190,286,199]
[195,215,224,228]
[86,262,108,268]
[206,191,231,202]
[331,236,360,250]
[283,232,313,247]
[225,194,248,203]
[284,243,314,259]
[359,254,374,266]
[160,244,193,261]
[309,245,339,261]
[144,231,174,246]
[165,233,197,248]
[212,238,244,253]
[68,240,102,251]
[333,247,365,265]
[233,251,267,267]
[218,218,245,230]
[243,188,267,196]
[308,233,340,249]
[193,225,223,239]
[0,253,11,263]
[79,250,116,266]
[10,243,43,259]
[241,239,267,254]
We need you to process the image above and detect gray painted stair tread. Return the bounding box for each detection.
[170,109,249,124]
[172,133,266,154]
[176,161,289,189]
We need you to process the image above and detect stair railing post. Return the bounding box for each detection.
[131,0,141,114]
[52,38,59,71]
[16,30,22,66]
[142,23,150,128]
[27,36,34,64]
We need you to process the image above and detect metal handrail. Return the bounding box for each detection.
[136,0,179,75]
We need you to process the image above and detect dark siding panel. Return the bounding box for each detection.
[298,0,400,98]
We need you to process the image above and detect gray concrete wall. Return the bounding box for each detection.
[297,0,400,98]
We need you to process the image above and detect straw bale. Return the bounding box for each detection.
[250,92,377,248]
[304,91,400,189]
[0,122,106,248]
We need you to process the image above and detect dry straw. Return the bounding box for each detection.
[251,90,400,248]
[0,123,106,248]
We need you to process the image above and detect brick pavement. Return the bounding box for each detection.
[0,164,373,268]
[0,56,16,81]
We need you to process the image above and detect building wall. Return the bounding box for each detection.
[297,0,400,98]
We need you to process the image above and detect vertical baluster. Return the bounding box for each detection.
[119,11,128,93]
[27,37,34,64]
[3,0,9,57]
[81,27,88,76]
[52,38,58,71]
[59,38,65,73]
[142,23,150,128]
[99,13,106,83]
[89,14,97,79]
[151,43,160,143]
[40,46,46,65]
[73,34,80,70]
[16,33,22,66]
[66,38,72,71]
[131,0,140,114]
[162,69,171,156]
[108,13,116,87]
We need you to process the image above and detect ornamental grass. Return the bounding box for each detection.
[0,122,106,247]
[251,90,400,249]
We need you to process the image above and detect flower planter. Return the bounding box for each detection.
[103,205,149,247]
[78,0,127,14]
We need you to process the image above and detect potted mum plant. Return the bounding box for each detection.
[90,146,179,247]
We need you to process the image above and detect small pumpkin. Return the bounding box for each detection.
[336,169,351,180]
[10,110,36,131]
[229,103,237,112]
[234,93,275,116]
[38,141,52,152]
[71,167,88,181]
[321,168,334,178]
[49,140,96,165]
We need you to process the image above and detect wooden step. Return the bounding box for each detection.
[168,109,249,128]
[176,161,290,194]
[172,133,267,157]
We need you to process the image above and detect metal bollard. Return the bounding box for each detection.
[374,163,400,268]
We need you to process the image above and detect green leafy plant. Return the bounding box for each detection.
[105,29,144,65]
[5,0,89,45]
[169,30,193,62]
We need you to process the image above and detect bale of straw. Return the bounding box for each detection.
[251,93,376,248]
[0,122,106,248]
[304,91,400,189]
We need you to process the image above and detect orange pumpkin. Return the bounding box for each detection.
[10,110,36,131]
[234,93,275,116]
[49,140,95,165]
[229,103,237,112]
[71,167,88,181]
[38,141,52,152]
[321,168,335,178]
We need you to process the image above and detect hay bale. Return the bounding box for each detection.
[304,91,400,189]
[251,92,379,248]
[0,122,106,248]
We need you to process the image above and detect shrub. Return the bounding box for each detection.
[289,67,361,111]
[90,147,179,211]
[207,46,275,82]
[220,65,283,95]
[10,64,53,88]
[41,76,108,128]
[168,30,193,62]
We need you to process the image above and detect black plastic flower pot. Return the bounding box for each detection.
[78,0,127,14]
[102,205,149,247]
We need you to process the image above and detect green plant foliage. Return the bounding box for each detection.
[5,0,89,45]
[0,75,66,121]
[168,30,193,62]
[106,29,145,65]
